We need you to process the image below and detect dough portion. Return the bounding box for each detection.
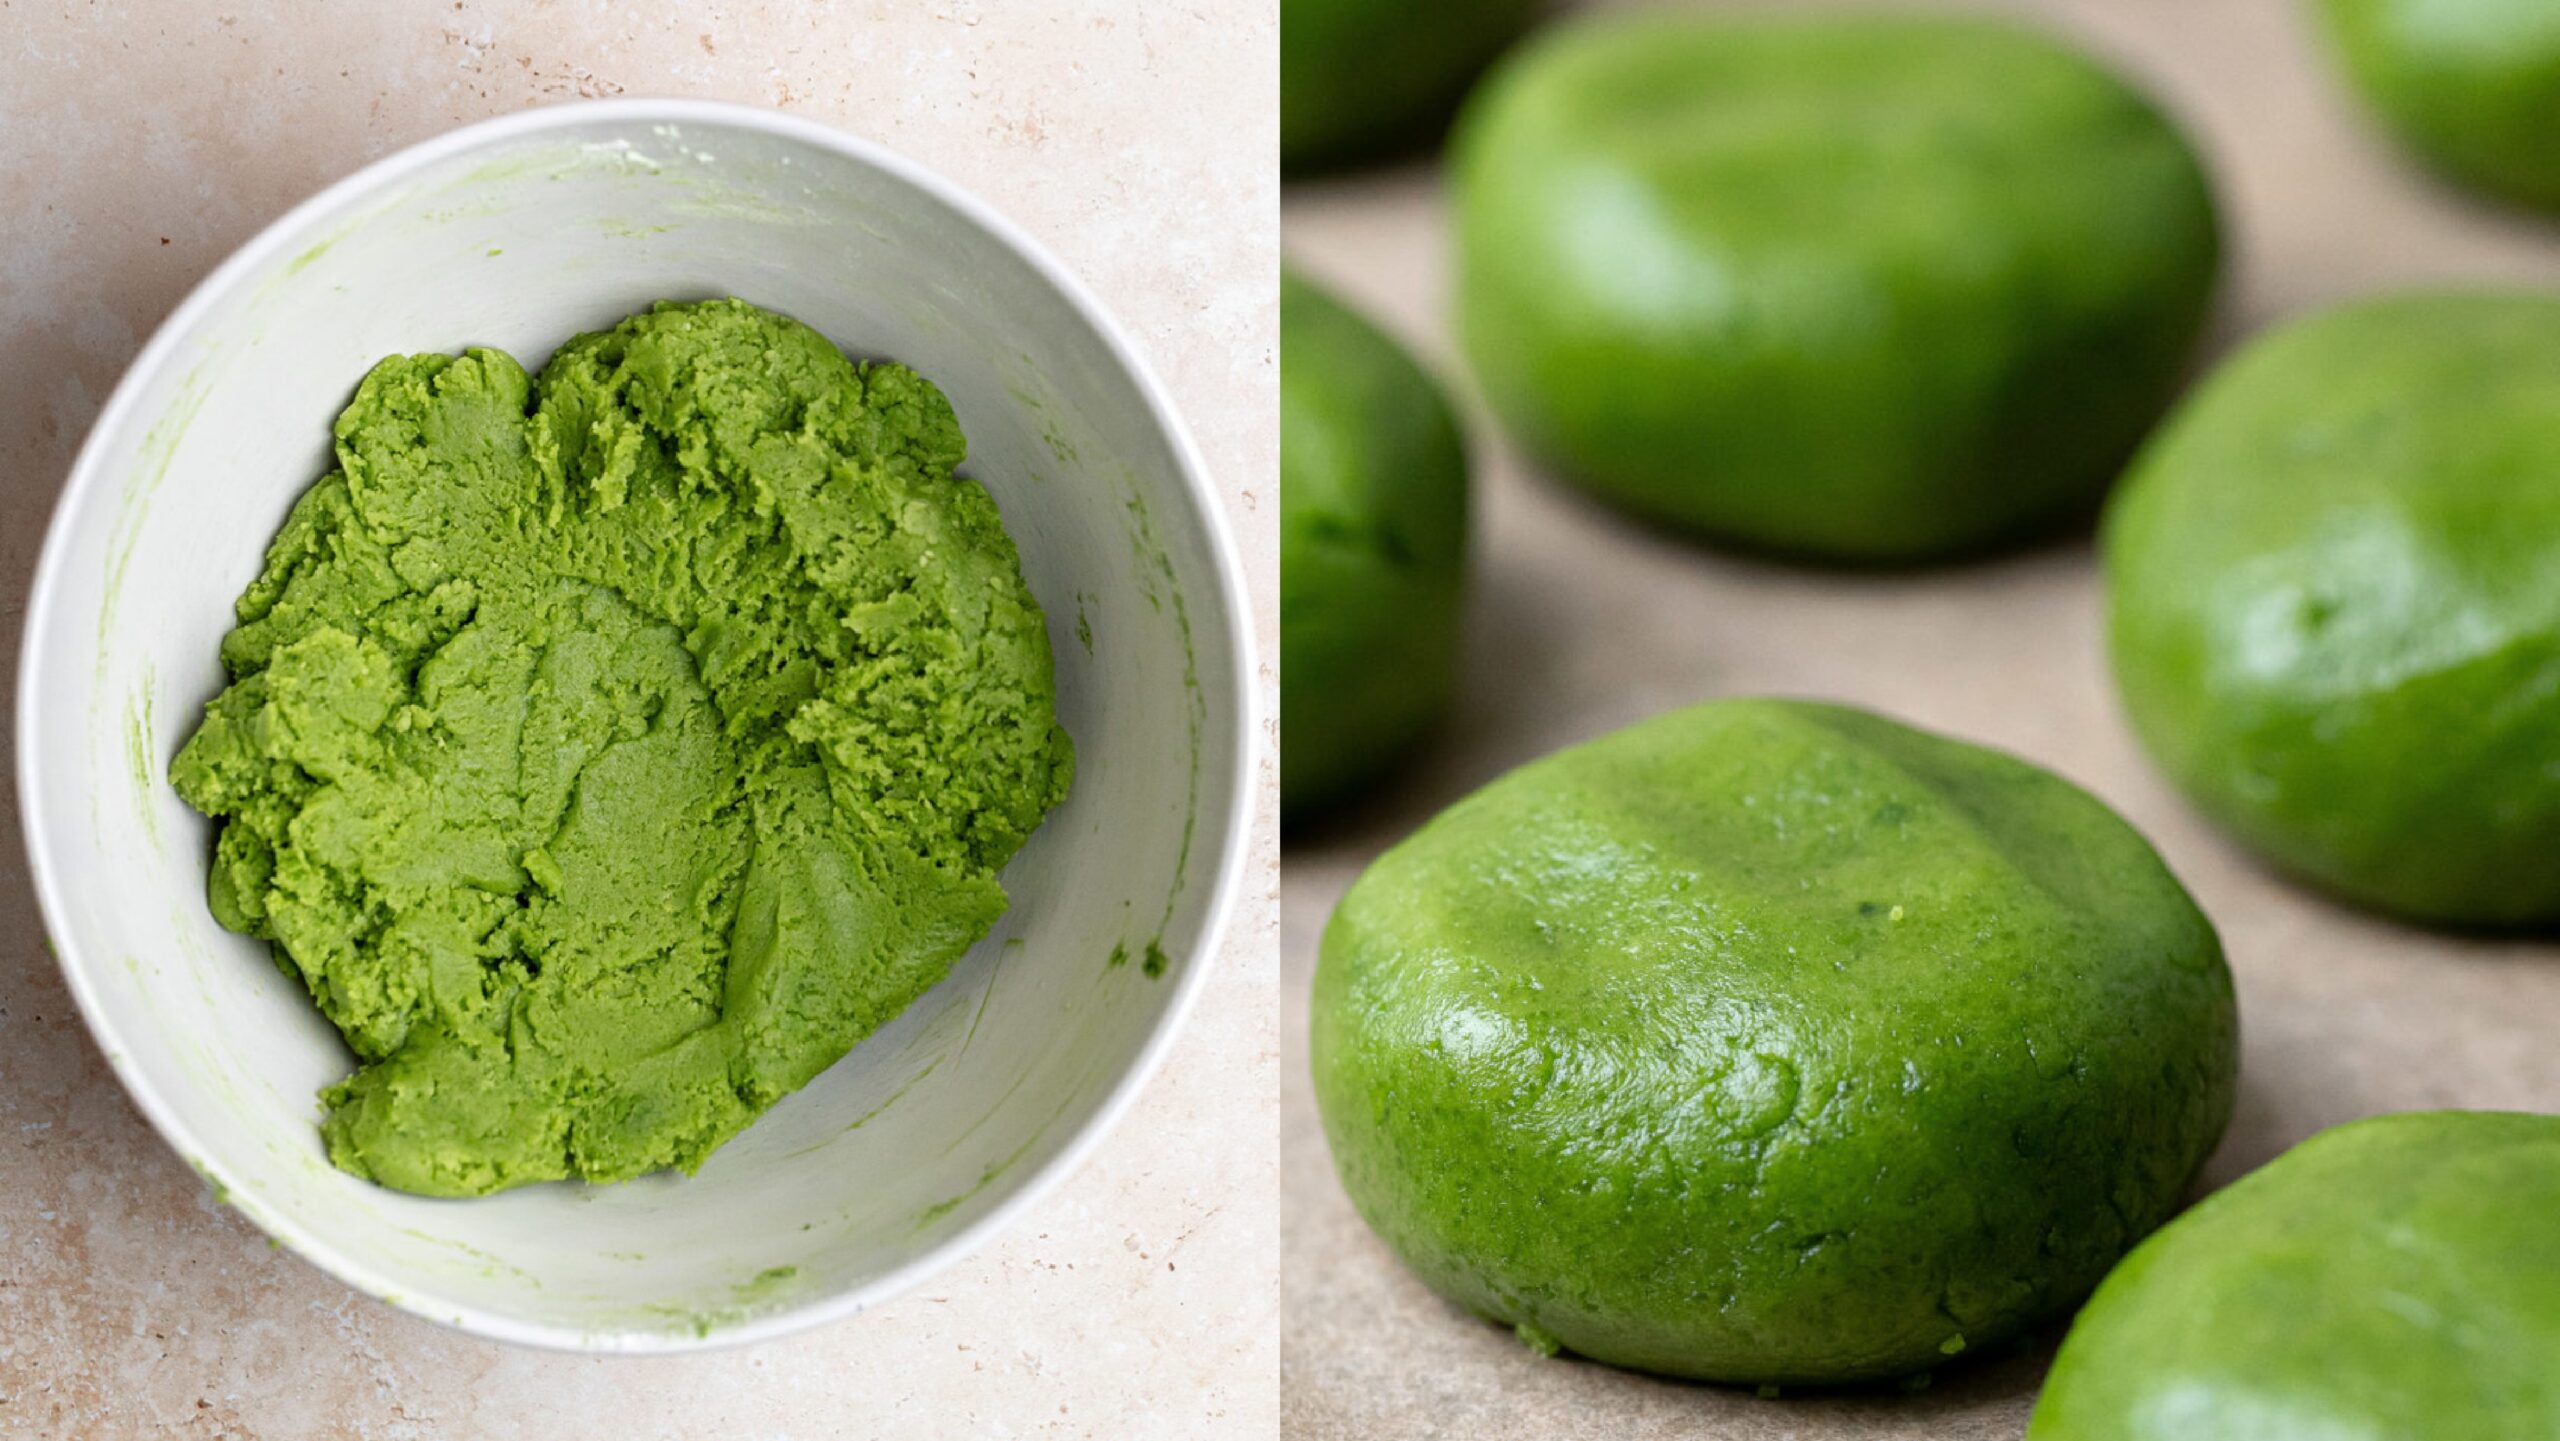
[1281,0,1538,169]
[172,299,1072,1196]
[2318,0,2560,213]
[2032,1111,2560,1440]
[1311,699,2236,1384]
[1280,270,1468,817]
[2106,292,2560,926]
[1453,11,2220,559]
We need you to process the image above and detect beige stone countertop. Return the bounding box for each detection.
[1282,0,2560,1437]
[0,3,1277,1438]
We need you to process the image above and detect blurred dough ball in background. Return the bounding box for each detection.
[1451,9,2222,563]
[1281,0,1542,170]
[2315,0,2560,213]
[1280,269,1470,819]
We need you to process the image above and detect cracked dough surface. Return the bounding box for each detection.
[171,298,1072,1197]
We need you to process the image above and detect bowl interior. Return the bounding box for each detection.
[20,105,1244,1348]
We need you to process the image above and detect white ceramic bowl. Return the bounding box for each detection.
[17,100,1252,1351]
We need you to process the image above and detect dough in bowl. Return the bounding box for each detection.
[172,299,1073,1196]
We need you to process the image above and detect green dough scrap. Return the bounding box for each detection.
[170,298,1073,1197]
[1310,698,2237,1385]
[2030,1110,2560,1440]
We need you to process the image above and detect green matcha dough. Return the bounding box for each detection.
[1281,0,1540,170]
[1452,12,2222,561]
[1311,699,2237,1385]
[170,298,1072,1196]
[2318,0,2560,213]
[1281,270,1468,818]
[2107,293,2560,927]
[2031,1111,2560,1439]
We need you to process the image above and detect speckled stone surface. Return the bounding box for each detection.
[0,3,1277,1437]
[1282,1,2560,1436]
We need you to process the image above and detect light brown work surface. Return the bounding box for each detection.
[0,4,1277,1437]
[1280,1,2560,1436]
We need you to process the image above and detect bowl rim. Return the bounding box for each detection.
[14,96,1259,1355]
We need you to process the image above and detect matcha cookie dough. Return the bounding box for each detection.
[1311,699,2237,1385]
[2107,293,2560,926]
[1452,12,2221,561]
[172,299,1072,1196]
[2318,0,2560,212]
[1281,269,1468,817]
[1281,0,1540,170]
[2031,1111,2560,1440]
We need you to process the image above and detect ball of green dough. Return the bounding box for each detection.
[2030,1111,2560,1440]
[1281,269,1469,817]
[1452,12,2221,561]
[1311,699,2238,1384]
[2317,0,2560,212]
[2107,293,2560,927]
[1282,0,1540,170]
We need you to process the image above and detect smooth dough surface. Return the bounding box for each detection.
[2107,292,2560,926]
[1453,11,2220,560]
[1280,0,1539,169]
[1311,698,2237,1384]
[2031,1110,2560,1440]
[2318,0,2560,212]
[173,298,1072,1196]
[1280,269,1468,817]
